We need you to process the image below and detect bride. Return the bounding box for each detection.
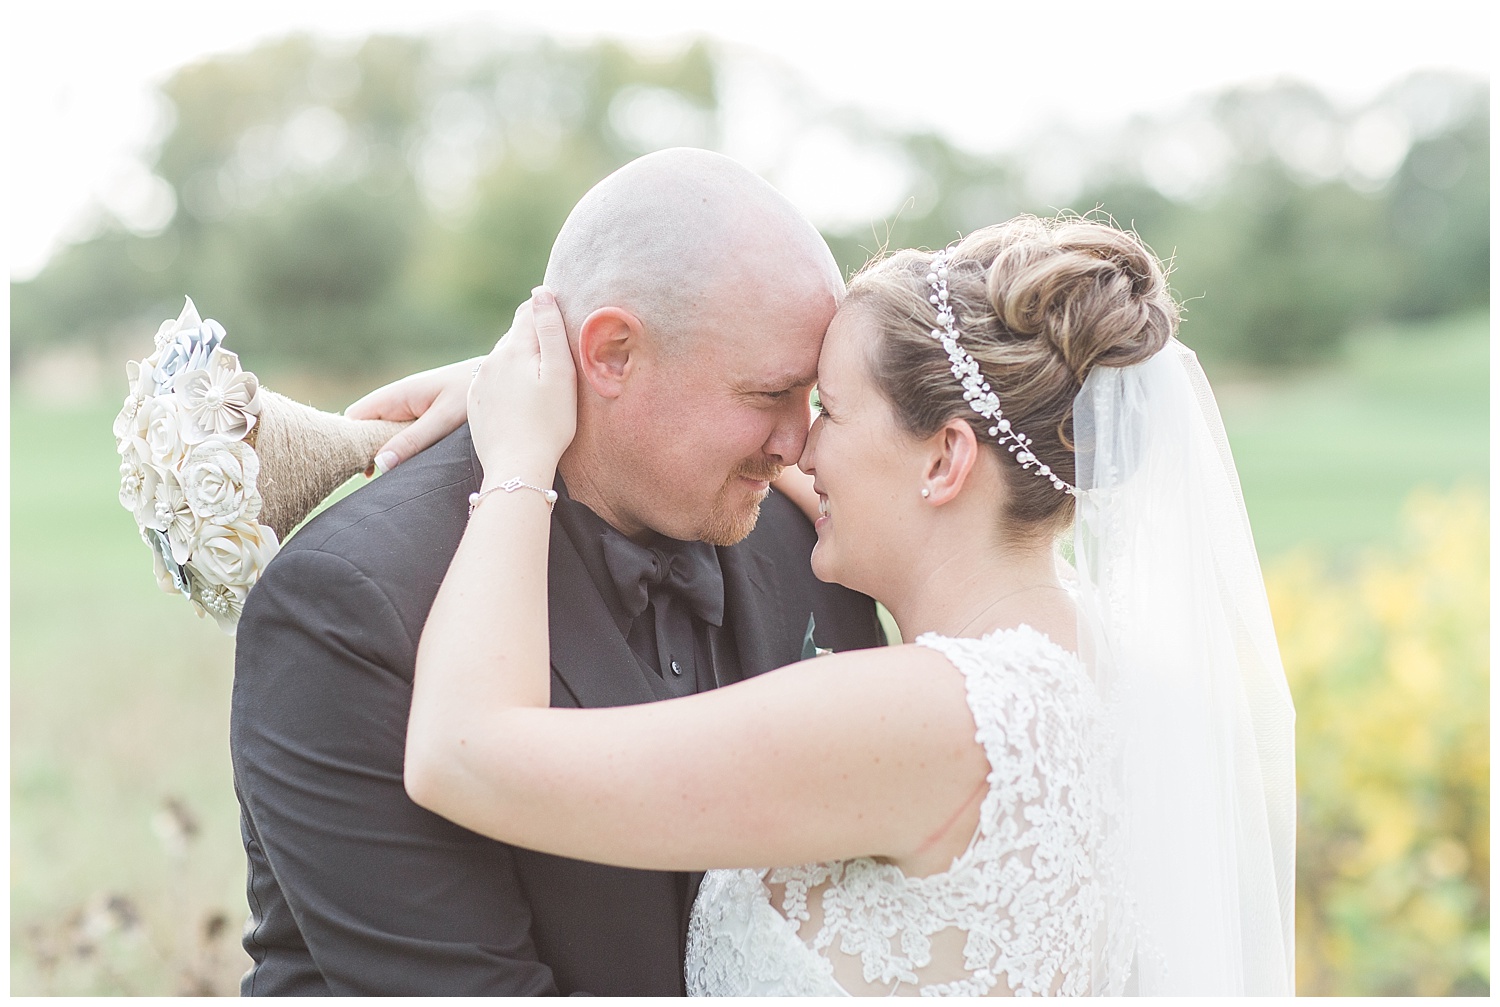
[387,215,1294,995]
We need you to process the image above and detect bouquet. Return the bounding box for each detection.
[114,298,405,633]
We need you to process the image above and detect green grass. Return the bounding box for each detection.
[11,396,252,994]
[1214,309,1488,557]
[9,309,1488,993]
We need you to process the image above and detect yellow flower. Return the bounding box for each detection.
[1271,487,1488,995]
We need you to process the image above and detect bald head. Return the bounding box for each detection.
[544,148,842,352]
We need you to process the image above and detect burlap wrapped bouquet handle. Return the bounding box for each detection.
[247,390,406,540]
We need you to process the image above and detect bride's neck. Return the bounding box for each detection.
[885,531,1064,643]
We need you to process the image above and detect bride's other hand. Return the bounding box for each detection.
[345,357,483,475]
[470,286,576,484]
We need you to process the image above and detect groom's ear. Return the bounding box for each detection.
[921,419,980,506]
[577,307,644,399]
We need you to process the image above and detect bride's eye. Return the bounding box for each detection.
[810,387,825,415]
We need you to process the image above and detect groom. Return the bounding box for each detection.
[230,149,884,995]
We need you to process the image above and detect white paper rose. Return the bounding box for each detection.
[175,347,261,444]
[139,396,189,469]
[191,519,280,590]
[181,438,262,523]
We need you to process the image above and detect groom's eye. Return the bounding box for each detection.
[756,388,794,403]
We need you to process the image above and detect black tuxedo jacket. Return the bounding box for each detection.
[230,426,883,995]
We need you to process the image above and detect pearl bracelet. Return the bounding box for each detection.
[468,477,559,516]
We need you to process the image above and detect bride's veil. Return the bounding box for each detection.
[1072,338,1296,995]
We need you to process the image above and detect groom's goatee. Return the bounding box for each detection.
[736,459,785,484]
[698,458,784,546]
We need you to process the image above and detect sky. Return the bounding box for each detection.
[6,1,1491,280]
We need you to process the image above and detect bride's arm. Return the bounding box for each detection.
[406,291,987,872]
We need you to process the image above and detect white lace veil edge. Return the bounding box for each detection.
[1072,339,1296,995]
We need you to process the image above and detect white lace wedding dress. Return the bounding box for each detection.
[685,626,1123,997]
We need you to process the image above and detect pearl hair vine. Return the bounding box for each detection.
[926,249,1077,496]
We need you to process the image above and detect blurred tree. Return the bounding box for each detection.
[1381,74,1490,320]
[8,35,1488,375]
[11,33,724,372]
[819,128,1031,275]
[1111,76,1487,365]
[1147,166,1396,364]
[416,38,720,333]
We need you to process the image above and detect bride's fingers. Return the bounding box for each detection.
[472,306,531,411]
[345,378,430,422]
[373,401,466,473]
[466,287,577,466]
[530,286,571,382]
[491,300,541,375]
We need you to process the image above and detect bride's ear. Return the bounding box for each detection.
[920,419,980,506]
[577,307,644,399]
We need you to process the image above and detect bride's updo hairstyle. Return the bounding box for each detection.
[847,214,1178,533]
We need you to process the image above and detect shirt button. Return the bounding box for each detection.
[670,659,683,676]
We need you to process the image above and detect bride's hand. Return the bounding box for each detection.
[345,357,482,475]
[470,287,576,484]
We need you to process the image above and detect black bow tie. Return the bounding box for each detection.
[601,533,725,627]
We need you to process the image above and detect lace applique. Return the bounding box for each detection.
[686,868,842,996]
[685,626,1121,997]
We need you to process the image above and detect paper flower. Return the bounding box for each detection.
[118,444,159,525]
[113,359,159,442]
[145,469,200,565]
[175,347,261,444]
[144,527,191,598]
[139,396,188,469]
[192,580,249,633]
[191,519,279,591]
[190,519,280,631]
[181,438,262,524]
[152,299,224,386]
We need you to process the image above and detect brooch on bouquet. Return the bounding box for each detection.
[113,297,407,634]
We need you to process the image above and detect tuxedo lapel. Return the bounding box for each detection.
[546,520,664,710]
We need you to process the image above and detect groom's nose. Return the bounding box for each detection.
[763,392,813,465]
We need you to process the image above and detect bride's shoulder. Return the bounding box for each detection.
[917,623,1079,667]
[915,626,1093,705]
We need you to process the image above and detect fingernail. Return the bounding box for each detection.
[373,451,398,475]
[532,286,555,305]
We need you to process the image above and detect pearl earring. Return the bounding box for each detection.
[921,488,930,498]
